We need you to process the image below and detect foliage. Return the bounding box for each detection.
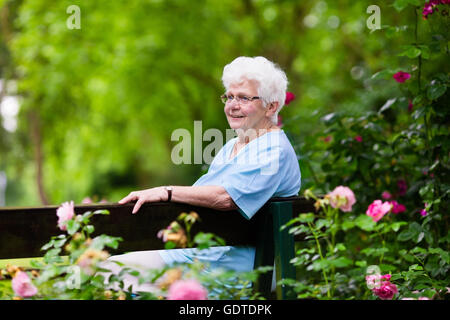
[284,187,449,300]
[0,0,438,206]
[285,0,449,300]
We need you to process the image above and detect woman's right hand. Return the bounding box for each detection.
[118,187,168,214]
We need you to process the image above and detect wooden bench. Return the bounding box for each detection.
[0,196,314,299]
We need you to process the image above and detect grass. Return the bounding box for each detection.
[0,257,44,269]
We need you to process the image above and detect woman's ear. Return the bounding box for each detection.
[266,101,279,117]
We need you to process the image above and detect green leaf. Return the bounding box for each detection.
[415,231,425,243]
[331,257,353,268]
[393,0,409,11]
[66,220,81,236]
[427,82,447,100]
[418,45,431,59]
[361,247,389,257]
[399,249,415,262]
[43,248,62,264]
[53,238,67,248]
[30,259,44,269]
[288,224,310,236]
[91,234,122,250]
[410,247,427,255]
[341,220,355,231]
[355,260,367,267]
[311,259,331,271]
[379,264,397,272]
[84,225,95,234]
[194,232,226,249]
[378,98,396,114]
[164,241,176,249]
[81,211,93,223]
[391,222,407,232]
[392,0,421,11]
[410,222,422,235]
[93,209,110,215]
[355,214,376,232]
[296,213,315,224]
[412,94,424,106]
[321,113,340,125]
[398,45,421,58]
[371,69,395,80]
[398,230,414,241]
[386,25,409,38]
[315,218,331,230]
[429,248,450,264]
[41,240,55,251]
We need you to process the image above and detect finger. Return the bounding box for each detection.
[119,193,137,204]
[132,199,144,214]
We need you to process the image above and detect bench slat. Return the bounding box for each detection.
[0,197,315,259]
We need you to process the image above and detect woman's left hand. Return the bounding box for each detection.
[118,187,168,214]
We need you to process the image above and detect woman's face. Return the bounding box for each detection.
[224,79,272,132]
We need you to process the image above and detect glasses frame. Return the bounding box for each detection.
[220,94,261,105]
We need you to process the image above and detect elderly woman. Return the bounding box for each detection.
[104,56,301,292]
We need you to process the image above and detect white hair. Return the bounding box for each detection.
[221,56,288,124]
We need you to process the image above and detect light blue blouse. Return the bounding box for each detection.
[159,130,301,273]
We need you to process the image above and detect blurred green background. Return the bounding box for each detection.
[0,0,427,206]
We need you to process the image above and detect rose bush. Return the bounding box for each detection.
[284,0,449,300]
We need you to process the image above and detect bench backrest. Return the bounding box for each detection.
[0,196,315,299]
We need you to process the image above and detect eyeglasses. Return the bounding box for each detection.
[220,94,261,105]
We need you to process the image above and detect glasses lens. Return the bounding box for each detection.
[221,95,227,104]
[239,96,250,104]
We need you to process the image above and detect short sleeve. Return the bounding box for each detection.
[221,146,286,220]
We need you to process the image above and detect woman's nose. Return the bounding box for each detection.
[229,101,240,110]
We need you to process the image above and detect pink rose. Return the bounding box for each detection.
[422,0,448,19]
[284,92,295,105]
[420,209,428,216]
[423,3,434,18]
[366,200,392,222]
[380,274,391,281]
[81,197,93,204]
[327,186,356,212]
[397,179,408,196]
[277,115,283,127]
[354,135,363,142]
[393,71,411,83]
[382,191,392,200]
[373,281,398,300]
[157,229,168,242]
[57,201,75,231]
[408,99,413,112]
[12,271,38,298]
[366,274,391,290]
[167,279,208,300]
[390,201,406,214]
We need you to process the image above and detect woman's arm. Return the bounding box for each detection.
[118,185,238,214]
